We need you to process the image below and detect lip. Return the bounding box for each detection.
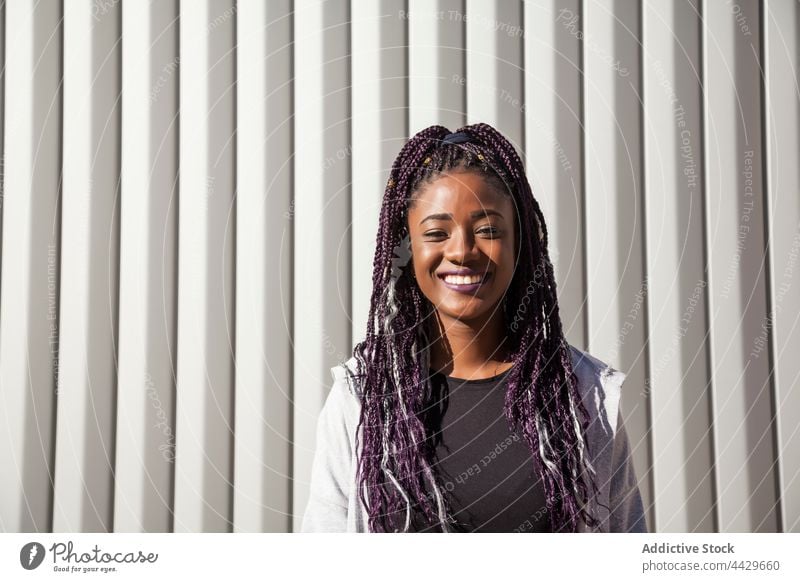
[438,269,489,277]
[439,271,492,294]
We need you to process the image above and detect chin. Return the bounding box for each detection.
[438,305,491,323]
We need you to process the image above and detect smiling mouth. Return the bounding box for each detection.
[439,272,492,293]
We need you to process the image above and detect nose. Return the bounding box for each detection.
[444,226,480,264]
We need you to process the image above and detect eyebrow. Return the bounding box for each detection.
[419,209,505,225]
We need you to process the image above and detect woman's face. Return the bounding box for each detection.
[406,170,517,325]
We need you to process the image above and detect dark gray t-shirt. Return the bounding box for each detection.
[409,367,551,532]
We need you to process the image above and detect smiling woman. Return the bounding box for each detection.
[407,170,517,381]
[302,123,647,534]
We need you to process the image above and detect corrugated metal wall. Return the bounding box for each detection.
[0,0,797,533]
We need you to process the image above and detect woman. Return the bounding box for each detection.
[302,123,647,533]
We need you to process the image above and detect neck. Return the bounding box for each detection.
[427,309,513,379]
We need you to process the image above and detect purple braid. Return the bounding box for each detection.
[345,122,601,532]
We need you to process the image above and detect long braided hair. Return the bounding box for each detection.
[344,122,601,532]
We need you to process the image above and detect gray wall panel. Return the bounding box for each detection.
[0,0,796,533]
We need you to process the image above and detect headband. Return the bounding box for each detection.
[441,131,470,145]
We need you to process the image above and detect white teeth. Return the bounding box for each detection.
[443,274,486,285]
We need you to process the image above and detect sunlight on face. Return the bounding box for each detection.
[406,170,517,326]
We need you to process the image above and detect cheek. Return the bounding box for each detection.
[487,239,516,284]
[484,238,514,265]
[505,238,517,267]
[410,242,436,274]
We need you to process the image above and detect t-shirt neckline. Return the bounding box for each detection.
[429,366,513,386]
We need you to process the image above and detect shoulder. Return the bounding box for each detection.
[323,357,363,431]
[566,342,627,436]
[330,356,364,400]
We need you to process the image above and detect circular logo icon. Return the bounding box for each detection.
[20,542,46,570]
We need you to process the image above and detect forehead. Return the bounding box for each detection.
[408,171,511,215]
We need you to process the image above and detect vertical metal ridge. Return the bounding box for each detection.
[758,0,784,533]
[463,0,468,120]
[345,0,352,358]
[699,0,721,533]
[403,0,409,138]
[287,0,296,535]
[109,0,123,534]
[579,0,589,350]
[519,0,525,159]
[639,0,656,534]
[171,1,182,534]
[51,0,66,534]
[228,0,238,534]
